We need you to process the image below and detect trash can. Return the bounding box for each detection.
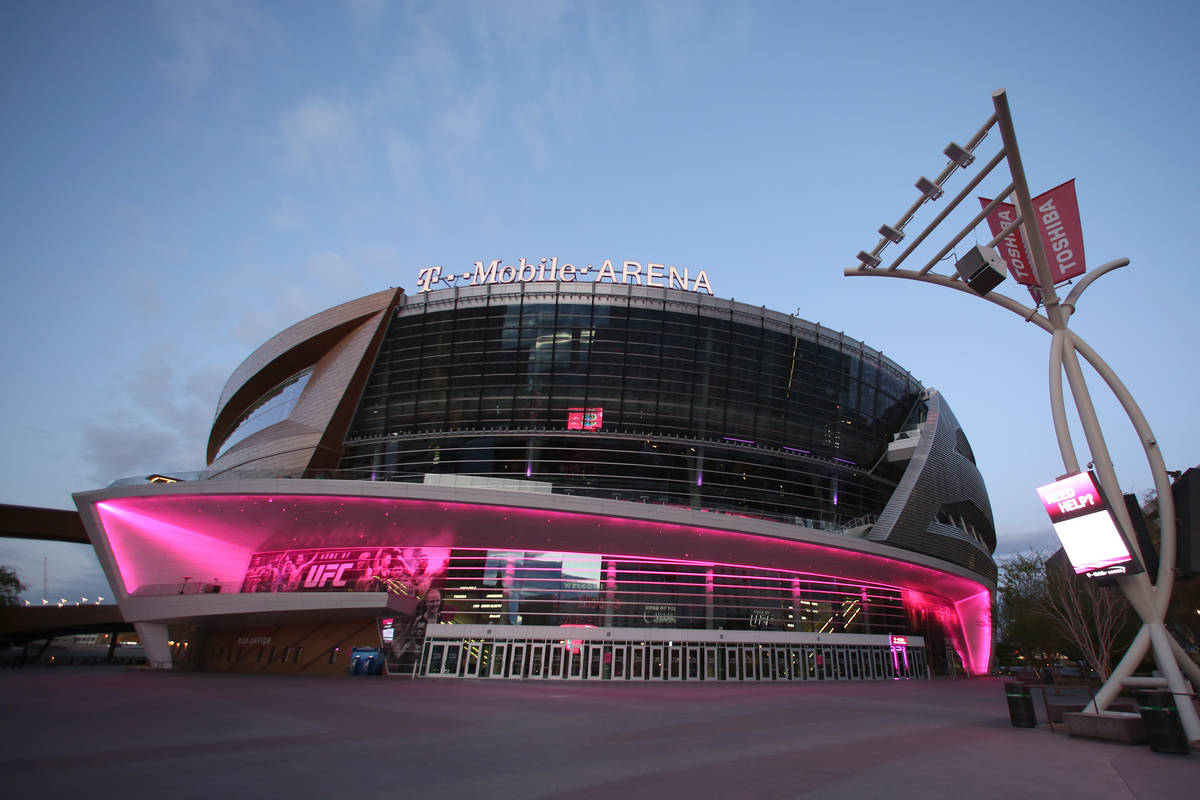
[1005,682,1037,728]
[1136,690,1190,754]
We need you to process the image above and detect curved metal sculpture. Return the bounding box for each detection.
[845,89,1200,741]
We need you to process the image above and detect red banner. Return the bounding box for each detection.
[980,179,1085,287]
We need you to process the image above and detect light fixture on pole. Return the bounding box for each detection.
[944,142,975,168]
[915,176,943,201]
[878,224,905,244]
[856,250,882,268]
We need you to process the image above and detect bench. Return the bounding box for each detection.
[1064,711,1146,743]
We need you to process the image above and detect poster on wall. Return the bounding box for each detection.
[240,546,450,595]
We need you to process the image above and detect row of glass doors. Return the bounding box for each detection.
[417,638,927,681]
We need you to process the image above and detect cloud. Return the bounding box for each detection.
[154,0,260,90]
[77,343,228,485]
[304,251,360,289]
[435,89,492,152]
[280,97,358,170]
[994,526,1060,560]
[118,273,169,325]
[269,198,304,230]
[80,418,181,485]
[346,0,388,30]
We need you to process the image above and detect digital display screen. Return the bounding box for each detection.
[567,407,603,431]
[1036,472,1142,578]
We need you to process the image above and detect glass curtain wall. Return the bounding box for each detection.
[339,287,923,527]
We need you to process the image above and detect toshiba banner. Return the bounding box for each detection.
[979,179,1086,286]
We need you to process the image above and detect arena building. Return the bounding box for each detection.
[74,268,996,681]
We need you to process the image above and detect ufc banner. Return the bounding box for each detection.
[980,179,1086,286]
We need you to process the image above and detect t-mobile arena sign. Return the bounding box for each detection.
[416,257,715,295]
[1036,471,1143,579]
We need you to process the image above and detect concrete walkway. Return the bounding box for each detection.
[2,672,1195,798]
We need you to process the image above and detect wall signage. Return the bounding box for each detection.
[1035,471,1144,579]
[567,408,603,431]
[237,636,272,646]
[643,604,678,624]
[416,257,715,295]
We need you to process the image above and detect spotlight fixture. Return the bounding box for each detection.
[954,244,1006,295]
[943,142,975,168]
[878,224,904,244]
[856,250,882,268]
[915,176,943,201]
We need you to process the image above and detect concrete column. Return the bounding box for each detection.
[135,622,172,669]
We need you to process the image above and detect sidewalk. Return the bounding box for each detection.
[2,672,1195,798]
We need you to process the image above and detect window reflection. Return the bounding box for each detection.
[216,369,313,459]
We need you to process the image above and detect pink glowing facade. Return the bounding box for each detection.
[77,480,992,675]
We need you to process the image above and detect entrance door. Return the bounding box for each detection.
[631,645,645,679]
[775,648,790,680]
[686,646,701,680]
[507,643,527,678]
[565,643,585,679]
[490,644,507,678]
[478,642,494,678]
[744,647,758,681]
[426,642,446,676]
[587,645,605,680]
[442,642,461,676]
[726,646,741,680]
[668,646,683,680]
[528,644,546,679]
[704,647,718,680]
[650,645,665,679]
[548,643,565,679]
[613,646,626,680]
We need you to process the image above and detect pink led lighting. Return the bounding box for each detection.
[82,489,993,673]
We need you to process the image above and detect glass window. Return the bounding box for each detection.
[215,368,313,458]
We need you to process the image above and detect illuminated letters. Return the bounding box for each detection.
[421,256,716,295]
[595,260,618,283]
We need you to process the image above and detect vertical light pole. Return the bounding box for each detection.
[845,88,1200,742]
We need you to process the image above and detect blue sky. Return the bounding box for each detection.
[2,0,1198,603]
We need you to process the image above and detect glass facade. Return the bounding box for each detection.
[215,368,313,459]
[338,285,923,528]
[415,632,930,682]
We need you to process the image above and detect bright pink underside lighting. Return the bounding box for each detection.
[87,491,992,673]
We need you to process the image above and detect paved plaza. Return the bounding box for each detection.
[1,670,1195,798]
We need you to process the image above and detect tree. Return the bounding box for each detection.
[1041,552,1132,680]
[997,550,1134,679]
[0,565,26,607]
[997,551,1062,668]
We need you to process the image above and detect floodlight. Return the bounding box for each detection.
[943,142,975,168]
[915,176,943,201]
[878,224,904,244]
[954,244,1006,295]
[856,250,882,268]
